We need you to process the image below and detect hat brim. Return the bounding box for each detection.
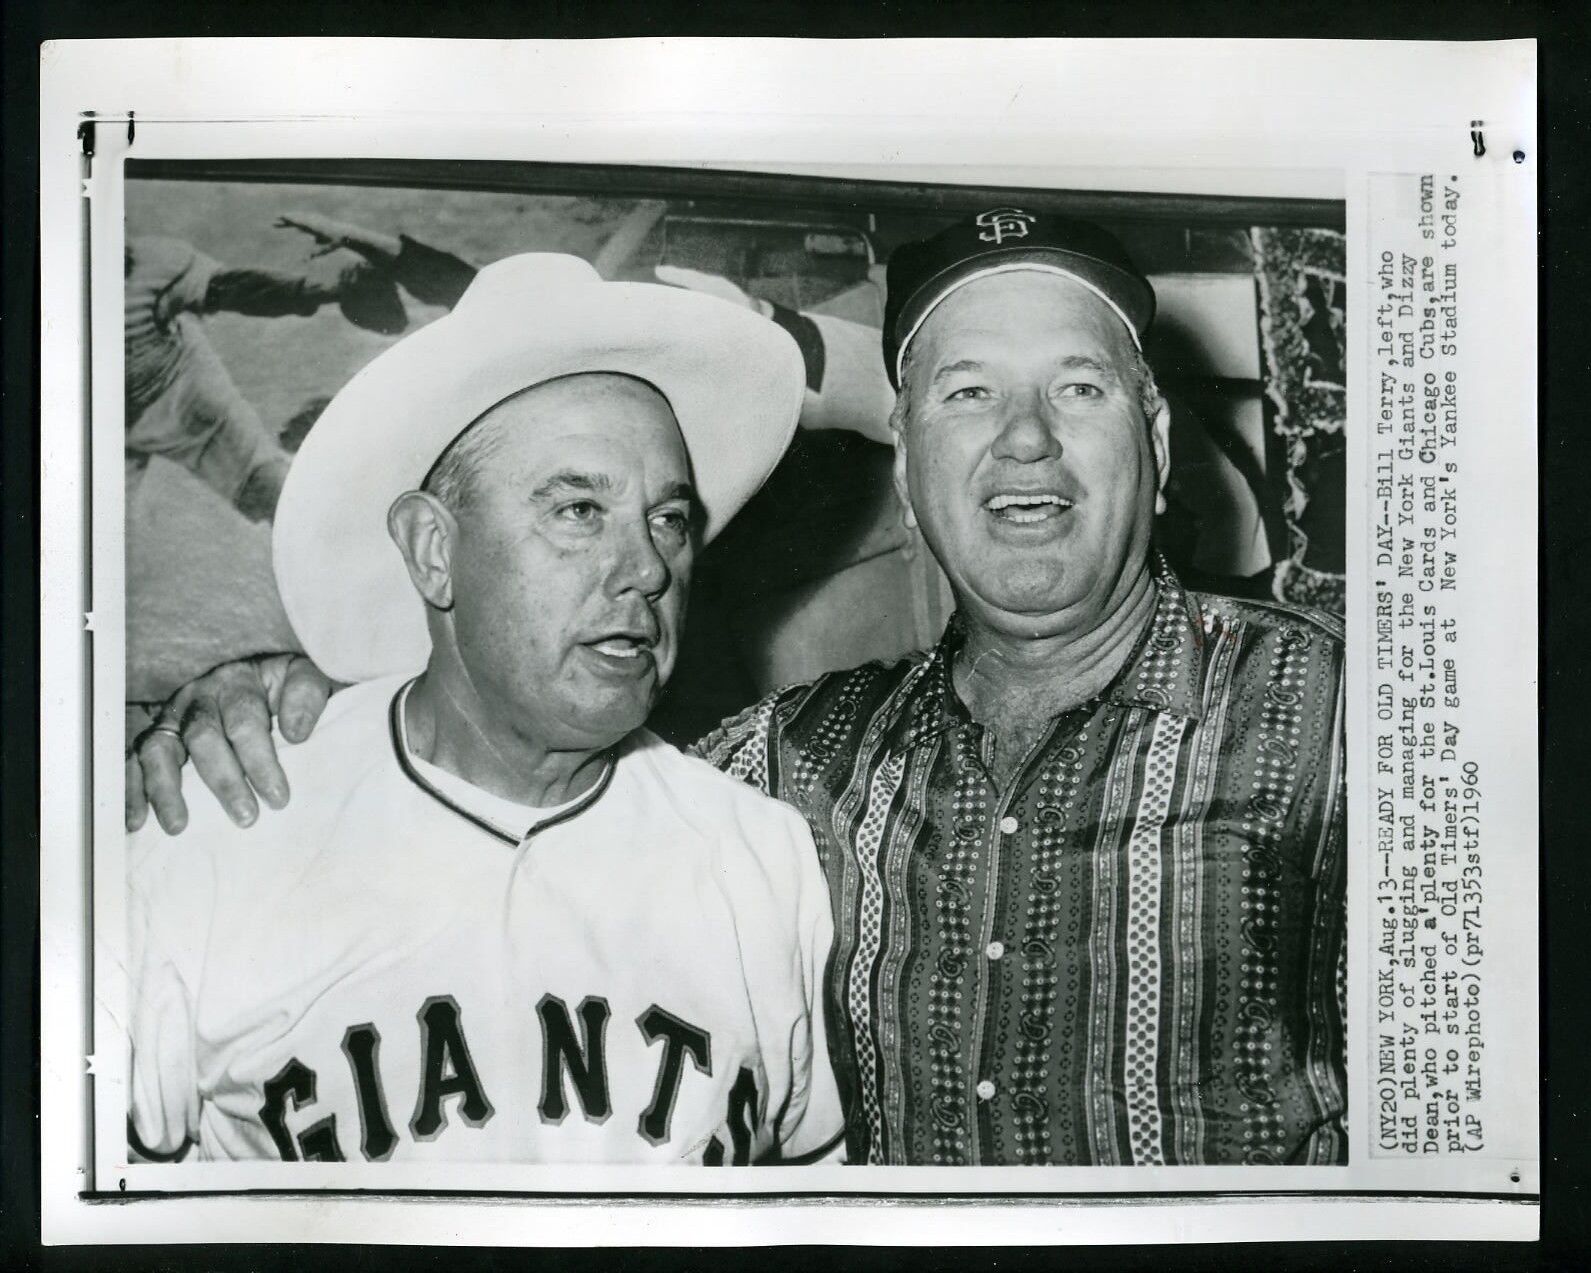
[272,256,806,683]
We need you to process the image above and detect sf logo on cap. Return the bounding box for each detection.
[975,207,1036,245]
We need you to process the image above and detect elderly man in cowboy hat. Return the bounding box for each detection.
[127,255,844,1167]
[132,211,1346,1168]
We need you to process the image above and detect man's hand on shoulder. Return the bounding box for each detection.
[125,653,336,835]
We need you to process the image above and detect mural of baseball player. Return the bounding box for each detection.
[273,211,897,448]
[124,234,406,521]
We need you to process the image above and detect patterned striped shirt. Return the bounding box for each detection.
[692,560,1347,1166]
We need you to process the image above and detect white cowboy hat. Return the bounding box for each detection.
[272,252,805,683]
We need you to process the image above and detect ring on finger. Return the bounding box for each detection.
[142,722,185,748]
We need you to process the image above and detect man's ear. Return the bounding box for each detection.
[1150,399,1172,517]
[387,490,457,612]
[890,401,918,531]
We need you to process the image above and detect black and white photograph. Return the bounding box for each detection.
[34,38,1538,1246]
[118,161,1349,1172]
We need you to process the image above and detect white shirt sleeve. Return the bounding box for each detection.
[797,312,897,446]
[126,832,208,1161]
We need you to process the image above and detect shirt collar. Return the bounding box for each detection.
[881,631,971,754]
[1103,558,1208,721]
[882,555,1206,753]
[389,680,616,845]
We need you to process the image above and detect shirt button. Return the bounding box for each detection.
[985,940,1006,961]
[999,815,1020,835]
[975,1079,997,1101]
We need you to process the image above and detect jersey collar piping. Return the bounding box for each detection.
[388,680,617,846]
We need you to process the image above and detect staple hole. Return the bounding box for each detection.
[1508,1169,1521,1184]
[1513,150,1526,164]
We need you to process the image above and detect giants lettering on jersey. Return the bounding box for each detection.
[258,995,764,1164]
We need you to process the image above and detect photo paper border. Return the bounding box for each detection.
[38,36,1539,1245]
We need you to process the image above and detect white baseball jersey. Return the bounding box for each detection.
[128,674,844,1166]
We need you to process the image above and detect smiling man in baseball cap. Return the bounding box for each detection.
[127,254,844,1168]
[714,209,1343,1167]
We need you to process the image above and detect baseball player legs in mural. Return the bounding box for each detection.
[127,254,844,1166]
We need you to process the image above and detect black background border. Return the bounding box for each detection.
[3,3,1583,1270]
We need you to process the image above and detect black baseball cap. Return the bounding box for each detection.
[883,208,1156,388]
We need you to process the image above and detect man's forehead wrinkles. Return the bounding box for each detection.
[924,348,1125,382]
[922,280,1134,352]
[927,358,987,385]
[921,309,1123,357]
[1058,354,1123,377]
[531,469,618,498]
[526,467,698,505]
